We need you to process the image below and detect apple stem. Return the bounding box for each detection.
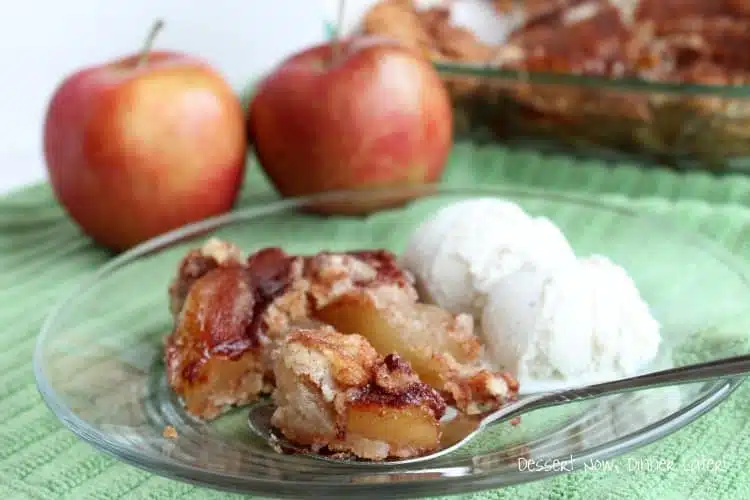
[331,0,346,65]
[137,19,165,68]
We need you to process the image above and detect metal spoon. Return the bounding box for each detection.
[247,354,750,466]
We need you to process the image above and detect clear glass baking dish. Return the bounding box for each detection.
[436,62,750,173]
[351,0,750,173]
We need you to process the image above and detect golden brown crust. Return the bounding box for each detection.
[168,238,243,318]
[444,368,520,416]
[510,2,631,75]
[304,249,418,309]
[285,325,381,387]
[359,0,750,115]
[360,0,438,58]
[244,247,310,355]
[421,7,496,63]
[728,0,750,16]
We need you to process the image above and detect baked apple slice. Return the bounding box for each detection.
[165,266,267,420]
[316,289,519,414]
[165,247,310,420]
[271,326,446,460]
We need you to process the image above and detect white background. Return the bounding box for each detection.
[0,0,342,195]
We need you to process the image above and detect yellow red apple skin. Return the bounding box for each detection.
[43,51,247,251]
[248,37,453,204]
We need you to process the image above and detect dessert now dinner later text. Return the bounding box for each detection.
[517,455,725,473]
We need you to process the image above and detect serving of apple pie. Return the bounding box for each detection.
[164,237,519,459]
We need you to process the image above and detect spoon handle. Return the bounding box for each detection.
[483,354,750,428]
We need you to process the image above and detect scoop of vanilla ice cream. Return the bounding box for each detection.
[401,198,576,316]
[481,255,661,391]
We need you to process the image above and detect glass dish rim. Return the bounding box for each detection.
[434,61,750,97]
[32,184,749,498]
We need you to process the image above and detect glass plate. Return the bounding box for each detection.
[34,186,750,498]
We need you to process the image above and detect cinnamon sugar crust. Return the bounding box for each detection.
[168,238,243,319]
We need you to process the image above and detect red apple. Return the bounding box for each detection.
[44,21,247,251]
[248,36,453,214]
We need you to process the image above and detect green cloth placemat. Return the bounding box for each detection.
[2,143,750,500]
[9,143,750,210]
